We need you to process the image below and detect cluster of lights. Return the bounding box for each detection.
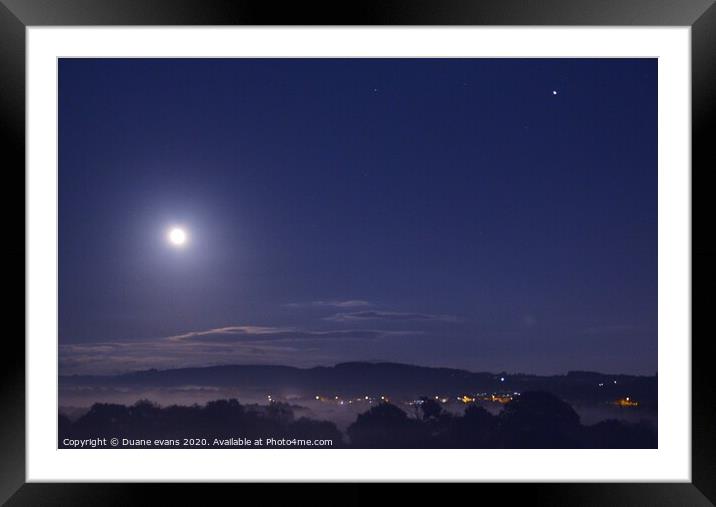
[311,391,524,407]
[614,396,639,407]
[457,392,520,404]
[313,394,388,405]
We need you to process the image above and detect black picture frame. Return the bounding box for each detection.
[4,0,714,504]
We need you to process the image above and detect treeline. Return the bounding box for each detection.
[59,391,656,449]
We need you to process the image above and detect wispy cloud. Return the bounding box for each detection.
[60,323,419,375]
[284,300,373,309]
[166,325,294,342]
[168,325,413,344]
[59,339,306,376]
[324,311,460,323]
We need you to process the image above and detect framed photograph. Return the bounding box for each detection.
[6,0,714,503]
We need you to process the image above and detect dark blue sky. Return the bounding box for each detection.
[58,58,657,375]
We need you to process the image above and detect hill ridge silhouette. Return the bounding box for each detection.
[60,362,657,407]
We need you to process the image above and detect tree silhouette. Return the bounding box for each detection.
[265,401,294,425]
[418,397,443,420]
[347,402,427,448]
[60,398,343,448]
[499,391,582,448]
[584,419,657,448]
[446,404,499,448]
[58,394,656,449]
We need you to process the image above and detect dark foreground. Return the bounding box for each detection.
[59,391,656,449]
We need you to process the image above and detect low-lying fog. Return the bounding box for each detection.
[59,385,657,430]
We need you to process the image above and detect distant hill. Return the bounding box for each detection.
[59,362,657,407]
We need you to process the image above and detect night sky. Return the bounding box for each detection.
[58,58,657,376]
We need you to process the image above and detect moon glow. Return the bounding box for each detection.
[168,227,187,246]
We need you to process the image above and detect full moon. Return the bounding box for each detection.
[168,227,187,246]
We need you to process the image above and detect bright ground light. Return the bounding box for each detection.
[168,227,187,246]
